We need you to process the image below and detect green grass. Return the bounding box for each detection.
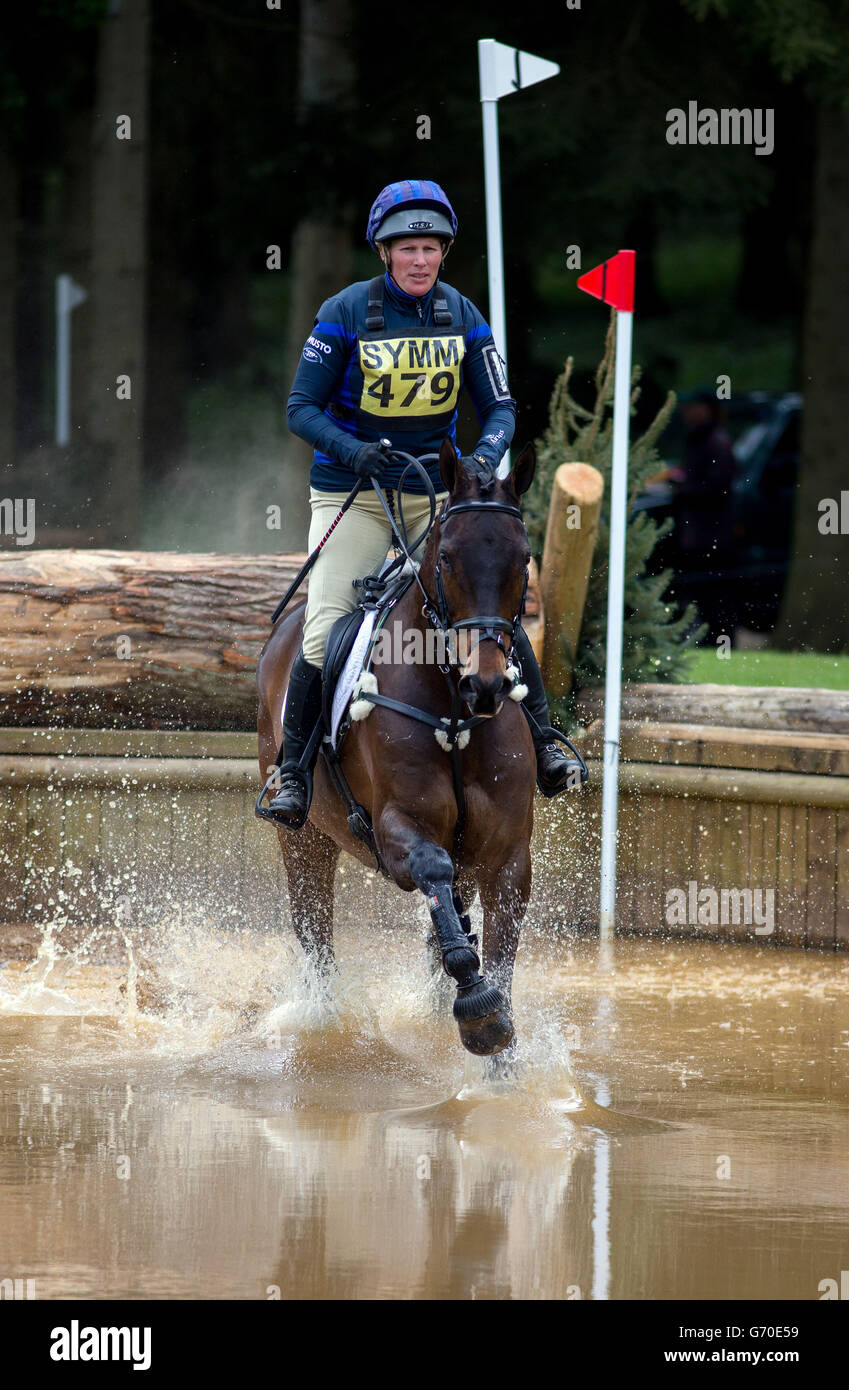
[682,649,849,690]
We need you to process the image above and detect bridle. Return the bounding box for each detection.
[359,449,530,674]
[425,499,530,671]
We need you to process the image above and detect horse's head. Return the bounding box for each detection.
[430,438,536,716]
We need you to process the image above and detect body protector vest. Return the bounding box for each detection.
[343,276,462,436]
[287,272,517,493]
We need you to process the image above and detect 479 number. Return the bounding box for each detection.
[366,371,455,409]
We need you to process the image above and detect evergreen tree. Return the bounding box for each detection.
[525,316,704,721]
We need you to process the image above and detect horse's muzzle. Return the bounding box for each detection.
[458,670,513,716]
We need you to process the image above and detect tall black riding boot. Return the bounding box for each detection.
[267,650,323,827]
[511,626,586,797]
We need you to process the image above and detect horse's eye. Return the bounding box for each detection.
[523,551,531,566]
[438,551,452,571]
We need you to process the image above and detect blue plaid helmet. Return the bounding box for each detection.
[366,179,458,250]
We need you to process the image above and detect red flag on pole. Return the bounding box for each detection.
[577,249,635,313]
[574,247,637,944]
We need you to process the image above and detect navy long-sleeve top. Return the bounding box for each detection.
[286,272,516,493]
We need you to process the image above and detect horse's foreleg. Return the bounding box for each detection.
[474,846,531,1078]
[477,844,532,1012]
[426,876,477,1018]
[278,819,339,977]
[378,809,513,1056]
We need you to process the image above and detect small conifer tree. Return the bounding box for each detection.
[524,316,703,721]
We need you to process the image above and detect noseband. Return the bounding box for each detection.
[427,499,529,665]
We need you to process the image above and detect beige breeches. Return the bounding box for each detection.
[301,486,448,667]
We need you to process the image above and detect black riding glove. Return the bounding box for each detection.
[353,440,391,482]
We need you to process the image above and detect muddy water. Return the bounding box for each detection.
[0,906,846,1301]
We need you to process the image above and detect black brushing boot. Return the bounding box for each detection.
[267,650,324,828]
[511,626,588,797]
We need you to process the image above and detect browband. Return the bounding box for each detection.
[441,502,524,521]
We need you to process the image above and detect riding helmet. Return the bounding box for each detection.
[366,179,458,249]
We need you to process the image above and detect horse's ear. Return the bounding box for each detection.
[439,437,459,493]
[507,442,536,497]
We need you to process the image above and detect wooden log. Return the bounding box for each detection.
[0,550,307,729]
[580,758,849,809]
[539,462,604,696]
[575,682,849,735]
[581,719,849,776]
[0,548,545,730]
[523,556,544,665]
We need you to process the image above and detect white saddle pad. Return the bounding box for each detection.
[330,609,377,749]
[280,553,415,747]
[279,612,377,748]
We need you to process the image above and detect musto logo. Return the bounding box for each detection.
[358,335,464,417]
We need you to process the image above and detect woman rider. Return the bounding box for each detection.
[269,178,575,824]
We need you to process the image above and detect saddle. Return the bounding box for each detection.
[320,555,417,740]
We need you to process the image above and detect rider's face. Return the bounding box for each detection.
[380,238,443,296]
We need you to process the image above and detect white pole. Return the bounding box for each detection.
[479,51,509,475]
[478,40,559,478]
[599,307,633,942]
[55,274,87,447]
[480,95,507,378]
[55,275,71,447]
[591,1077,612,1300]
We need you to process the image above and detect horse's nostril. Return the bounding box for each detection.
[459,672,510,715]
[458,674,479,706]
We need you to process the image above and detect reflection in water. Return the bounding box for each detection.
[0,906,846,1300]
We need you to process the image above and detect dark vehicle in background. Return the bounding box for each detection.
[634,392,801,637]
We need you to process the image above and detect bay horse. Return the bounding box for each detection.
[257,438,538,1057]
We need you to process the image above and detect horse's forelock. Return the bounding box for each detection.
[457,454,497,494]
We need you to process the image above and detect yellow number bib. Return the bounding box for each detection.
[358,335,464,418]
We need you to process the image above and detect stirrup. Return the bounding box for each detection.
[255,764,314,829]
[533,724,589,799]
[255,714,325,829]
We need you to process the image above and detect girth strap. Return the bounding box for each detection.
[353,678,486,868]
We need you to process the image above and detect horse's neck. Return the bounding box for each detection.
[381,542,444,687]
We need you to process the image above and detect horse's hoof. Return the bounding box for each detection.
[457,1008,515,1056]
[454,982,514,1056]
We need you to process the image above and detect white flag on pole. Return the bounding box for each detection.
[478,39,560,477]
[478,39,560,102]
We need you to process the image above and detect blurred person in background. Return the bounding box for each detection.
[669,391,738,643]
